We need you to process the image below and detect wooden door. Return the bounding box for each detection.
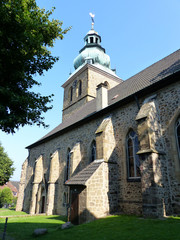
[70,192,79,225]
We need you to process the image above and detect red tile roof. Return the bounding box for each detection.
[0,181,19,196]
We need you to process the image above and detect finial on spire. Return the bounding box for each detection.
[89,12,95,29]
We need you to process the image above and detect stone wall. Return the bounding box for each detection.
[86,162,109,221]
[19,80,180,219]
[63,67,89,111]
[29,155,43,214]
[21,100,142,217]
[88,66,121,98]
[157,82,180,214]
[62,97,90,121]
[46,150,60,215]
[62,64,121,121]
[16,159,28,211]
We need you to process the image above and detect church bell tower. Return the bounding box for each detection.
[62,15,122,121]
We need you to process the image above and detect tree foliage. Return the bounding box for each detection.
[0,0,71,133]
[0,143,15,185]
[0,187,13,206]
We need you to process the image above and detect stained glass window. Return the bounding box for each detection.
[91,140,96,162]
[176,117,180,159]
[65,149,71,181]
[127,130,140,178]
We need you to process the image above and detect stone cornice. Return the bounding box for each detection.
[62,94,95,112]
[61,63,122,88]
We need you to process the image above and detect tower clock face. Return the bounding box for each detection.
[73,80,77,88]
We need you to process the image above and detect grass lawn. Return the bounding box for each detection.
[0,215,66,240]
[0,208,27,216]
[0,213,180,240]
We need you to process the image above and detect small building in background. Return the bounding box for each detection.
[0,181,19,197]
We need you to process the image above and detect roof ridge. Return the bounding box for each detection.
[126,49,180,81]
[27,49,180,149]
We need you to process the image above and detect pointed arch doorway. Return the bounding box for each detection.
[40,186,46,213]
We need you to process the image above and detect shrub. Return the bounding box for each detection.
[0,189,2,207]
[12,196,17,208]
[0,187,13,207]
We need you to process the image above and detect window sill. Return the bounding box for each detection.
[127,177,141,182]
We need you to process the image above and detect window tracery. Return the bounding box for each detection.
[176,117,180,159]
[91,140,96,162]
[65,149,71,181]
[126,130,140,178]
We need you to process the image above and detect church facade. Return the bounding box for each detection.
[16,26,180,224]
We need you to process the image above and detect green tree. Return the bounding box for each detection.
[0,189,2,207]
[0,0,71,133]
[0,143,15,185]
[0,187,13,206]
[12,196,17,206]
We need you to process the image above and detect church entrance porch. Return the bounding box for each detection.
[66,160,114,224]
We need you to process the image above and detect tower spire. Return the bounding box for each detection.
[89,12,95,29]
[73,16,111,70]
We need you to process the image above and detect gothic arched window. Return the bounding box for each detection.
[78,80,82,96]
[69,87,73,102]
[126,130,140,178]
[91,140,96,162]
[63,192,68,206]
[176,117,180,159]
[65,149,71,181]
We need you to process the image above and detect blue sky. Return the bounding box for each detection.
[1,0,180,181]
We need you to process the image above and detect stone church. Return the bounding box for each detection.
[16,23,180,224]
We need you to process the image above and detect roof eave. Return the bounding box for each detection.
[26,70,180,149]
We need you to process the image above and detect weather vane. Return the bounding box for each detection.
[89,12,95,29]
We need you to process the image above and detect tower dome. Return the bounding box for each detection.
[73,28,111,70]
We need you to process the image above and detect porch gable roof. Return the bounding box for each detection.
[65,160,103,186]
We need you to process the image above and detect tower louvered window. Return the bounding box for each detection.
[78,80,82,96]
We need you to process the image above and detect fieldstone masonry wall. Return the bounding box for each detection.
[18,81,180,221]
[16,159,28,211]
[158,82,180,214]
[62,65,121,121]
[62,97,88,121]
[136,96,175,217]
[86,162,109,220]
[63,68,89,111]
[71,142,83,175]
[46,150,59,215]
[29,155,43,214]
[88,67,121,98]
